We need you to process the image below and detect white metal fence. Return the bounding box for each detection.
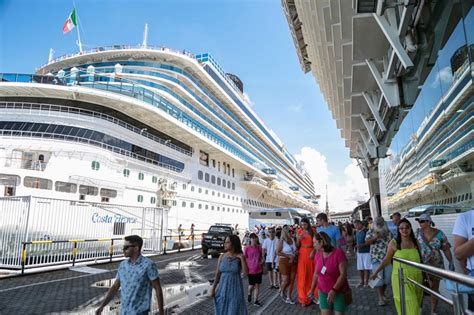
[0,196,168,270]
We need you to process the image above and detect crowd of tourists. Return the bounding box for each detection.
[210,210,474,315]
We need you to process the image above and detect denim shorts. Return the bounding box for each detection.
[371,262,392,287]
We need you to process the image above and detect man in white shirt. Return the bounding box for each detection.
[453,209,474,312]
[262,227,279,289]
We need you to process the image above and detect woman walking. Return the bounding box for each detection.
[364,217,392,306]
[244,233,264,306]
[343,222,355,256]
[371,218,423,315]
[276,225,297,304]
[212,235,249,315]
[415,214,454,315]
[296,218,315,306]
[309,232,349,315]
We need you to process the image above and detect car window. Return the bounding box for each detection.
[209,226,232,233]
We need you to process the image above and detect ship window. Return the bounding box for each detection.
[79,185,98,196]
[150,197,156,204]
[182,201,186,207]
[211,206,214,210]
[205,205,209,210]
[222,179,226,187]
[191,186,195,191]
[211,175,216,184]
[232,168,234,177]
[212,191,215,196]
[137,195,144,202]
[212,159,216,168]
[217,206,220,211]
[101,197,110,203]
[24,177,52,190]
[205,189,208,194]
[0,174,21,186]
[91,161,100,171]
[152,176,158,183]
[198,170,203,180]
[232,183,235,190]
[55,181,77,193]
[218,192,220,197]
[217,177,221,185]
[227,181,230,189]
[173,200,177,206]
[123,169,130,177]
[198,188,202,193]
[190,203,194,208]
[138,173,144,180]
[205,173,210,182]
[100,188,117,198]
[198,204,202,209]
[218,162,221,171]
[182,184,187,190]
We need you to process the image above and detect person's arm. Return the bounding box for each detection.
[95,279,120,314]
[309,261,319,294]
[327,253,348,304]
[454,236,474,260]
[211,254,223,297]
[151,278,164,314]
[370,241,396,280]
[335,228,341,248]
[238,253,249,275]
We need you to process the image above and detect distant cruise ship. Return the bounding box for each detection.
[0,44,318,243]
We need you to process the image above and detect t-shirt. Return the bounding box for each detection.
[388,221,398,239]
[244,245,263,274]
[262,237,278,263]
[314,248,349,294]
[365,229,390,263]
[317,225,341,247]
[356,229,370,253]
[452,210,474,270]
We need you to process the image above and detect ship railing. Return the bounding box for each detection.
[394,257,474,315]
[0,101,193,157]
[39,45,197,69]
[0,130,185,174]
[1,156,48,171]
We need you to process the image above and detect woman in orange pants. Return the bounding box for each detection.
[296,218,315,306]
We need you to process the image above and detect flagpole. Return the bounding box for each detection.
[73,3,83,52]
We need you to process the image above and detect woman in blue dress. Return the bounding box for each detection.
[211,234,249,315]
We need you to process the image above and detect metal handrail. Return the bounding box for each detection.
[394,257,474,315]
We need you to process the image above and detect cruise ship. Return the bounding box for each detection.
[0,44,318,248]
[283,0,473,217]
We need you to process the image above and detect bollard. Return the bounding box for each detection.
[109,239,114,262]
[163,236,167,255]
[192,234,195,250]
[21,242,27,275]
[178,234,181,253]
[398,267,406,315]
[72,241,78,266]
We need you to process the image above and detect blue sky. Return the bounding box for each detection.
[0,0,369,210]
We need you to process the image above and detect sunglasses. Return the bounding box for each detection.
[418,220,429,223]
[123,245,137,251]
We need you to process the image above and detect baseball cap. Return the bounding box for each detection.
[415,214,433,222]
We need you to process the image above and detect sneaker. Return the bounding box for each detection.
[285,298,295,305]
[273,284,280,289]
[378,300,386,306]
[356,283,364,288]
[253,300,262,307]
[248,294,251,303]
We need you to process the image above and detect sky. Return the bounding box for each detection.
[0,0,369,212]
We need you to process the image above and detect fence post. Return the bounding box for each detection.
[163,236,167,255]
[21,242,27,275]
[72,241,78,266]
[178,234,181,253]
[109,239,114,262]
[398,267,406,315]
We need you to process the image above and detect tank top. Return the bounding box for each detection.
[282,240,296,257]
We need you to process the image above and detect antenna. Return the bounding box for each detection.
[48,48,55,63]
[325,184,329,214]
[142,23,149,48]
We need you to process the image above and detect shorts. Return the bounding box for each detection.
[357,252,372,270]
[248,272,263,285]
[265,262,273,271]
[318,291,347,312]
[371,262,392,287]
[278,257,296,276]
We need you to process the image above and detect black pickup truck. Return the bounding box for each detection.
[201,224,236,257]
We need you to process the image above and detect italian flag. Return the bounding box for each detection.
[63,9,77,34]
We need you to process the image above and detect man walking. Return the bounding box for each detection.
[96,235,164,315]
[316,213,341,247]
[387,212,401,238]
[262,227,279,289]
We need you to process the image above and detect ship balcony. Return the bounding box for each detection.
[2,157,48,172]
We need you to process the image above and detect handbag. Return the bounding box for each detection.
[443,269,474,294]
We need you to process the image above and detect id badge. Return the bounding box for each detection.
[321,266,327,275]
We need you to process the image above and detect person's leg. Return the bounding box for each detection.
[254,283,260,304]
[288,267,296,302]
[319,292,334,315]
[248,283,254,303]
[430,277,440,314]
[268,265,274,287]
[364,269,370,286]
[280,274,289,299]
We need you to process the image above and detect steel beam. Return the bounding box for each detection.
[360,114,379,146]
[373,13,414,70]
[363,91,387,131]
[366,59,400,108]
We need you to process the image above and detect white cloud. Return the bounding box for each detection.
[431,66,453,88]
[243,92,254,107]
[295,147,369,213]
[288,104,303,113]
